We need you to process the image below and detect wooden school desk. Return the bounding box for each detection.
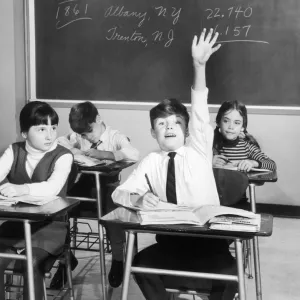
[0,197,80,300]
[246,170,277,300]
[99,207,273,300]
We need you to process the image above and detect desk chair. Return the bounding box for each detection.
[213,168,253,278]
[164,169,252,300]
[4,241,74,300]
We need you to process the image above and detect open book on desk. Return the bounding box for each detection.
[74,154,106,167]
[0,195,59,207]
[137,204,261,232]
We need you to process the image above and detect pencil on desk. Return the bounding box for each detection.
[145,174,155,194]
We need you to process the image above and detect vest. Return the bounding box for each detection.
[0,142,73,255]
[6,142,71,197]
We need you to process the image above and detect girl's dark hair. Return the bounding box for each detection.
[150,98,189,129]
[213,100,259,153]
[20,101,59,133]
[69,101,98,134]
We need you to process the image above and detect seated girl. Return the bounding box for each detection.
[213,101,276,172]
[0,101,73,300]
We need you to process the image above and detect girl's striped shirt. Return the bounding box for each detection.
[217,138,276,171]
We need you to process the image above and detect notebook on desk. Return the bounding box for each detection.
[0,195,59,206]
[74,154,106,167]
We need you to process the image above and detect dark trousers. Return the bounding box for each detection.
[133,236,238,300]
[68,174,125,260]
[0,245,54,300]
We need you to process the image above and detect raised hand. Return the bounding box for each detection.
[192,28,221,67]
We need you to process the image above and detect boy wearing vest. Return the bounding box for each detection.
[112,29,238,300]
[0,101,73,300]
[56,102,139,288]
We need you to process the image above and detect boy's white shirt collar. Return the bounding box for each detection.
[161,145,185,157]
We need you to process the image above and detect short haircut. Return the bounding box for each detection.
[149,98,189,129]
[19,101,59,133]
[69,101,98,134]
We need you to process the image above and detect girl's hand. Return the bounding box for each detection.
[136,192,160,210]
[213,155,230,168]
[237,160,259,172]
[0,183,29,198]
[192,28,221,67]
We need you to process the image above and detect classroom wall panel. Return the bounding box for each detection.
[0,1,26,153]
[0,0,18,152]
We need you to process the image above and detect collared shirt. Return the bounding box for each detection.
[0,141,73,196]
[58,124,139,162]
[112,88,220,208]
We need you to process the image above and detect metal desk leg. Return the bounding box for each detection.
[235,238,246,300]
[249,184,262,300]
[24,220,35,300]
[99,224,107,300]
[121,231,135,300]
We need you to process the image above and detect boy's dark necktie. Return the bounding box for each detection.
[90,140,102,149]
[166,152,177,204]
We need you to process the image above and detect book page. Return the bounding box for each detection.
[128,201,192,212]
[0,195,59,206]
[138,210,201,225]
[74,154,106,167]
[193,205,258,225]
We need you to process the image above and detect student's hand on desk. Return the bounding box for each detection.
[192,28,221,67]
[237,160,259,172]
[84,149,114,160]
[137,192,160,210]
[0,183,29,198]
[213,155,231,168]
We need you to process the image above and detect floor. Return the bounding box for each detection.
[48,217,299,300]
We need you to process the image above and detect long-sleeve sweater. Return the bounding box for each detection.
[216,138,276,171]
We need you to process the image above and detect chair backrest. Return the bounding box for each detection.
[213,168,249,207]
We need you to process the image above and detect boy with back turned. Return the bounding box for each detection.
[112,29,238,300]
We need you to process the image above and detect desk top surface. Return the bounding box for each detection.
[247,170,277,184]
[0,197,80,221]
[78,160,135,174]
[100,207,273,239]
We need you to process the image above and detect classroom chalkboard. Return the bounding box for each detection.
[32,0,300,107]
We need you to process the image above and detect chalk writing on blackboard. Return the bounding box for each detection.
[204,4,268,44]
[56,0,92,30]
[104,5,182,48]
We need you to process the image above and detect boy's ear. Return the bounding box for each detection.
[21,132,27,139]
[185,128,190,137]
[150,128,157,139]
[95,115,102,124]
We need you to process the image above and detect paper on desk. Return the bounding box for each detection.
[74,154,106,167]
[124,201,192,212]
[217,165,271,173]
[0,195,59,206]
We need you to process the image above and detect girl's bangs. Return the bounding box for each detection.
[34,110,58,126]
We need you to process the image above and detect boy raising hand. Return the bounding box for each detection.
[112,29,237,300]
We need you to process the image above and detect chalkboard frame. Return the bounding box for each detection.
[25,0,300,115]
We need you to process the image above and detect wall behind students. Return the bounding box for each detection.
[0,0,25,152]
[56,107,300,206]
[1,1,299,206]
